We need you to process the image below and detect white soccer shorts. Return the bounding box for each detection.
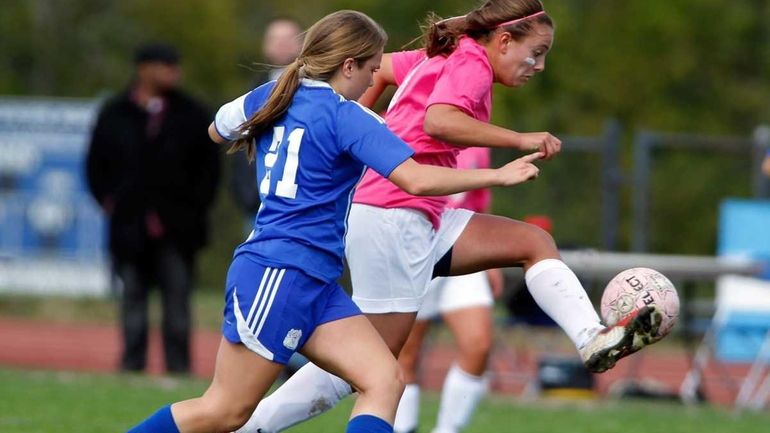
[416,271,494,321]
[345,203,473,313]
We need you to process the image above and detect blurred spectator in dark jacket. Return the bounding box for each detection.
[85,42,221,374]
[230,17,303,221]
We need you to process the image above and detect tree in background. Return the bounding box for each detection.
[2,0,769,286]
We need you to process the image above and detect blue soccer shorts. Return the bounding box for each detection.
[221,252,361,364]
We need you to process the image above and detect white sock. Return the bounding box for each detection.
[525,258,603,349]
[393,383,421,433]
[432,364,488,433]
[236,362,353,433]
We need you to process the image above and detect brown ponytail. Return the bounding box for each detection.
[424,14,470,58]
[229,10,387,162]
[228,60,302,161]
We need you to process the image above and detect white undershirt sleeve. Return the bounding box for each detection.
[214,93,249,141]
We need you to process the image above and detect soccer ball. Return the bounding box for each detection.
[600,267,680,339]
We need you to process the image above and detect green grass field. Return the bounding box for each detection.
[1,368,769,433]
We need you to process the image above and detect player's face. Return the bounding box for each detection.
[493,23,553,88]
[346,51,383,101]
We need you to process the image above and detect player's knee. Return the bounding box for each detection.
[460,334,492,360]
[361,359,405,399]
[524,223,558,255]
[218,408,254,432]
[393,362,406,395]
[382,359,406,396]
[456,342,490,373]
[533,224,557,247]
[199,398,256,431]
[388,367,406,400]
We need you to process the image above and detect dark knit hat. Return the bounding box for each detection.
[134,42,180,65]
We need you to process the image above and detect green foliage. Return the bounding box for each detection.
[648,148,752,253]
[2,0,768,287]
[492,147,607,248]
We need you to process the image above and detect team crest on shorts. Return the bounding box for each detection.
[283,329,302,350]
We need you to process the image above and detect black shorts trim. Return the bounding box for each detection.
[432,247,453,279]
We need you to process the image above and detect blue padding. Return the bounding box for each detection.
[718,198,770,279]
[715,312,770,363]
[718,199,770,260]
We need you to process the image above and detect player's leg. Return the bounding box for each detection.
[393,318,431,433]
[448,212,605,348]
[397,319,432,383]
[240,281,404,433]
[358,203,444,432]
[447,213,661,372]
[127,336,284,433]
[238,205,439,433]
[237,360,352,433]
[431,306,491,433]
[348,204,438,358]
[130,254,328,432]
[241,311,419,433]
[301,313,405,431]
[431,272,494,433]
[438,272,495,376]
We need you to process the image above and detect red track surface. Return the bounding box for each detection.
[0,318,751,406]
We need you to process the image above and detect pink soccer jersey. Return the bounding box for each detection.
[353,37,494,228]
[447,147,492,213]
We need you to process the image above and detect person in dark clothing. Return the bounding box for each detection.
[85,42,221,374]
[230,18,303,221]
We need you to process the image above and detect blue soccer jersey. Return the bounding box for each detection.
[215,79,414,282]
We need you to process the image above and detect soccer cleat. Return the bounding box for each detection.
[579,305,663,373]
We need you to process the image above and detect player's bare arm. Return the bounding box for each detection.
[424,103,561,159]
[387,152,541,196]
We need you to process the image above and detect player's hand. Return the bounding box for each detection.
[497,152,542,186]
[517,132,561,160]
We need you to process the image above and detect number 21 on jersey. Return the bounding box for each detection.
[260,126,304,199]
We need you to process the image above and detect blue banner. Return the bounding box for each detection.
[0,97,109,296]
